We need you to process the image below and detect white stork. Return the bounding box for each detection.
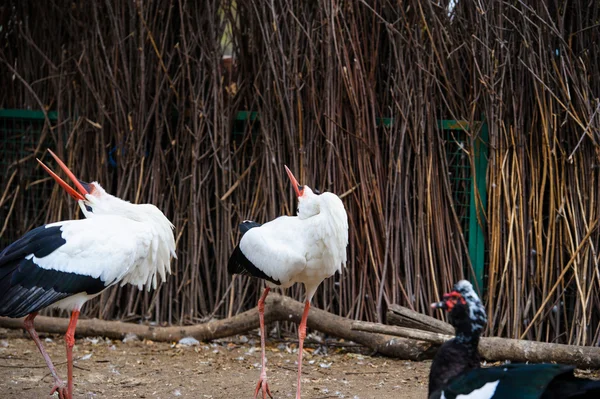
[0,150,176,399]
[228,166,349,399]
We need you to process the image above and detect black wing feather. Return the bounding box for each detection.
[239,220,261,235]
[227,245,281,285]
[228,221,280,285]
[0,225,64,267]
[0,224,106,318]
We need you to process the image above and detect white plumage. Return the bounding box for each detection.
[37,215,172,292]
[238,189,348,300]
[228,167,348,399]
[0,150,176,399]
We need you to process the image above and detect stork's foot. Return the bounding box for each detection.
[50,378,68,399]
[253,375,273,399]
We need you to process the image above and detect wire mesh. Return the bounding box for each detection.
[0,113,57,248]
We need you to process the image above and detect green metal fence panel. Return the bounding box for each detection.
[469,122,488,294]
[439,120,488,294]
[232,111,259,138]
[0,109,59,121]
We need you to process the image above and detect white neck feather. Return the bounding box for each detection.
[80,187,176,291]
[311,193,349,267]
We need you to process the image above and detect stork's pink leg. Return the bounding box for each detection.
[295,301,311,399]
[23,313,67,399]
[65,310,80,399]
[254,287,272,399]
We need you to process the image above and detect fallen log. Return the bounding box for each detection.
[0,293,437,361]
[353,321,451,344]
[352,321,600,369]
[386,304,454,335]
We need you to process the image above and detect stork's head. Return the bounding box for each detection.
[38,149,177,289]
[431,280,487,342]
[38,150,175,236]
[284,165,348,267]
[36,150,109,218]
[284,165,323,219]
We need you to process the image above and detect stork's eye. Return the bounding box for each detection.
[85,205,93,213]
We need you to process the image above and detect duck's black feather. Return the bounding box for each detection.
[428,338,481,396]
[430,363,600,399]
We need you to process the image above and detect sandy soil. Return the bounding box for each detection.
[0,328,429,399]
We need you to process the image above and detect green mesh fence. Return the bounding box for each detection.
[445,128,471,237]
[0,109,58,249]
[441,120,488,294]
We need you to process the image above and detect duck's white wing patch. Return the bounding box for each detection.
[442,380,500,399]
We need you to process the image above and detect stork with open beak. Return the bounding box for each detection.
[0,150,176,399]
[228,166,349,399]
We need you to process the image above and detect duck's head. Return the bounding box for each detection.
[431,280,487,341]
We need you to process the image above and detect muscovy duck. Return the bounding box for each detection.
[428,280,600,399]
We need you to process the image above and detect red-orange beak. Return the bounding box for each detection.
[284,165,304,197]
[37,149,90,201]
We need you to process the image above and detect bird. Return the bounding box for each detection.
[0,149,176,399]
[228,165,348,399]
[428,280,600,399]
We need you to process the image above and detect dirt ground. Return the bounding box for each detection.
[0,328,429,399]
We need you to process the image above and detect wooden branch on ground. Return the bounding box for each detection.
[0,293,437,360]
[9,294,596,368]
[353,321,452,344]
[352,321,600,369]
[387,304,454,335]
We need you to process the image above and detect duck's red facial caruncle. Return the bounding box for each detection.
[431,290,467,311]
[443,291,467,311]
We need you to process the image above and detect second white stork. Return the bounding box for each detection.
[0,150,176,399]
[228,166,349,399]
